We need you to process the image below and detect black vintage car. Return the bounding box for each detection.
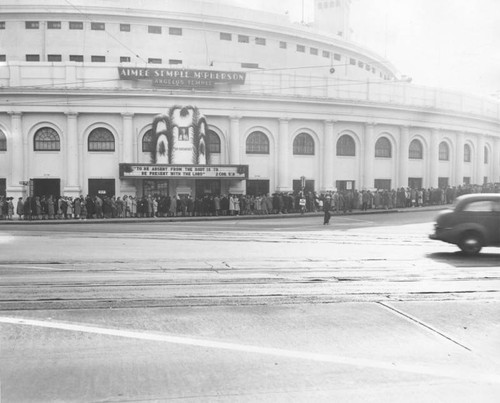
[429,193,500,255]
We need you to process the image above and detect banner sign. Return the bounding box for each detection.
[118,68,246,88]
[120,164,249,179]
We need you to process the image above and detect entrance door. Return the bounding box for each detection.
[32,178,60,198]
[336,180,355,191]
[0,178,5,197]
[195,180,221,197]
[408,177,422,189]
[438,177,449,189]
[246,180,269,196]
[293,179,315,193]
[374,179,391,190]
[88,179,115,197]
[143,180,169,197]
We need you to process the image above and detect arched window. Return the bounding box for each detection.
[293,133,314,155]
[484,146,489,164]
[246,131,269,154]
[464,144,471,162]
[142,130,154,152]
[0,130,6,151]
[34,127,60,151]
[88,128,115,151]
[336,134,355,156]
[374,137,391,158]
[208,130,221,154]
[409,139,423,159]
[439,142,449,161]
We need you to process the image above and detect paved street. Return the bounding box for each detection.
[1,210,500,402]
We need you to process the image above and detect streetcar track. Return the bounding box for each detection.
[1,290,498,311]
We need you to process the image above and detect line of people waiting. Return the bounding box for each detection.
[1,183,498,220]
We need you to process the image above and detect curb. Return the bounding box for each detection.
[0,206,446,225]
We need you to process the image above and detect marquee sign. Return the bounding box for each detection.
[118,68,246,89]
[120,164,249,179]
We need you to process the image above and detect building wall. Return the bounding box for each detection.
[0,0,395,80]
[0,1,499,199]
[1,100,498,199]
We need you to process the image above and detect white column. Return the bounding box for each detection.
[122,113,134,163]
[78,126,85,196]
[429,128,439,188]
[363,123,375,189]
[7,112,25,198]
[476,133,485,184]
[277,118,291,192]
[120,113,137,196]
[23,115,29,188]
[64,112,80,197]
[229,116,240,165]
[399,126,410,188]
[493,137,500,183]
[229,116,244,194]
[455,131,464,186]
[322,120,335,192]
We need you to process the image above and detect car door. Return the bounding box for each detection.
[461,199,499,246]
[491,200,500,245]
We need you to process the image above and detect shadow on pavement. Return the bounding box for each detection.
[427,251,500,267]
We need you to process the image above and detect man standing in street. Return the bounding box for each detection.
[323,196,332,225]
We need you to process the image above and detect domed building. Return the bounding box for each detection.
[0,0,499,200]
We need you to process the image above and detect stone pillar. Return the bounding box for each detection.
[476,133,485,185]
[78,126,85,196]
[63,112,80,197]
[493,137,500,184]
[7,112,25,199]
[399,126,410,188]
[122,113,134,163]
[429,128,440,188]
[363,123,375,189]
[229,116,240,165]
[321,120,335,192]
[229,116,244,194]
[455,131,464,186]
[120,113,136,196]
[277,118,291,192]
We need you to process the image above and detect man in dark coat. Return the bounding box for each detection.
[323,196,332,225]
[16,197,24,220]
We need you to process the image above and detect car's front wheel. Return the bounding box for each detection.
[458,231,483,255]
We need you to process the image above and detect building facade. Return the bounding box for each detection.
[1,0,499,200]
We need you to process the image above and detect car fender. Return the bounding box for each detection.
[452,222,487,241]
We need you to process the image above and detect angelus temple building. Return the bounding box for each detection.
[1,0,499,200]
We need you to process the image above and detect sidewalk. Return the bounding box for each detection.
[0,204,447,225]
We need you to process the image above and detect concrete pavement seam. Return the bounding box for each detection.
[376,301,472,352]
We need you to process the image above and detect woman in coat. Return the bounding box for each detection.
[130,196,137,217]
[16,197,24,220]
[47,196,55,219]
[80,198,87,220]
[66,197,73,219]
[23,197,31,220]
[169,195,177,217]
[74,197,81,219]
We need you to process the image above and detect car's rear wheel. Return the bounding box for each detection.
[458,231,483,255]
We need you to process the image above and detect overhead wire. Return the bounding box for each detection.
[1,77,410,107]
[0,0,400,104]
[62,0,148,64]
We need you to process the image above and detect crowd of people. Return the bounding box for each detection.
[0,183,499,221]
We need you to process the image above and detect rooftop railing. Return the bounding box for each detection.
[1,63,498,121]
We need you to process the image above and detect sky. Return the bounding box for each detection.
[227,0,500,97]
